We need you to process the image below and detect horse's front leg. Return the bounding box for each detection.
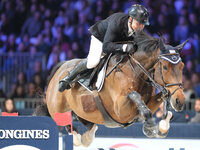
[128,91,173,138]
[128,91,157,138]
[146,95,173,138]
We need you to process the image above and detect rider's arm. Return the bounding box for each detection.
[102,21,127,53]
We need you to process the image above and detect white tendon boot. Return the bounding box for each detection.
[158,111,173,134]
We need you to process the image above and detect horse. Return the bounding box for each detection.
[36,31,187,147]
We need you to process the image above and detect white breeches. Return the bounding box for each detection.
[86,35,103,69]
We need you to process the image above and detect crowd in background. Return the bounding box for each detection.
[0,0,200,115]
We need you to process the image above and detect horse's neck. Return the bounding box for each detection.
[133,50,159,70]
[109,51,159,72]
[107,53,158,104]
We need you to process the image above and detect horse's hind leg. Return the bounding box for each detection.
[81,124,98,147]
[66,116,98,147]
[67,124,98,147]
[65,124,82,146]
[128,91,157,137]
[76,116,98,147]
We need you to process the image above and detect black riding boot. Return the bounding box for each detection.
[58,59,87,92]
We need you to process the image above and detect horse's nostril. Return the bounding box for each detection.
[176,98,179,105]
[176,98,183,105]
[175,98,183,111]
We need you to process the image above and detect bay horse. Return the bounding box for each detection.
[38,31,187,146]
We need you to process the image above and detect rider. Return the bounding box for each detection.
[58,4,150,92]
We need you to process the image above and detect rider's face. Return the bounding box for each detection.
[130,18,144,31]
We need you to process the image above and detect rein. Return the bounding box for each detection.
[105,53,182,99]
[128,54,169,98]
[106,55,125,77]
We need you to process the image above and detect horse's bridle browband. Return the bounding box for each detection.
[128,53,183,99]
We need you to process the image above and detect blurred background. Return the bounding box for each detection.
[0,0,200,145]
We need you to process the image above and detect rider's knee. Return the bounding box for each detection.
[86,59,100,69]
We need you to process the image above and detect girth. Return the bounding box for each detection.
[93,90,136,128]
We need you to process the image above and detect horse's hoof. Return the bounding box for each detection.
[143,124,157,138]
[143,118,156,138]
[157,129,168,138]
[73,131,82,146]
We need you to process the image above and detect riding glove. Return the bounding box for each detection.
[123,43,136,53]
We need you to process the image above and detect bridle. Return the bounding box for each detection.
[157,53,183,97]
[128,53,183,99]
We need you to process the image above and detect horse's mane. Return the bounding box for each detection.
[134,30,159,53]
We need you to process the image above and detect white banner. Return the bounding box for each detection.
[74,137,200,150]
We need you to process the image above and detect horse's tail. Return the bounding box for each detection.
[35,87,46,99]
[33,87,49,116]
[33,102,50,116]
[33,61,66,116]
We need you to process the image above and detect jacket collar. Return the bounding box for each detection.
[128,21,134,37]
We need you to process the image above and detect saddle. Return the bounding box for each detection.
[77,54,112,92]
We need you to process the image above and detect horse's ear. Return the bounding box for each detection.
[159,38,165,52]
[175,40,188,53]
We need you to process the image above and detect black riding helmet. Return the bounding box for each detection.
[128,4,150,26]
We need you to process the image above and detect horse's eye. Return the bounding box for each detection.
[163,65,167,70]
